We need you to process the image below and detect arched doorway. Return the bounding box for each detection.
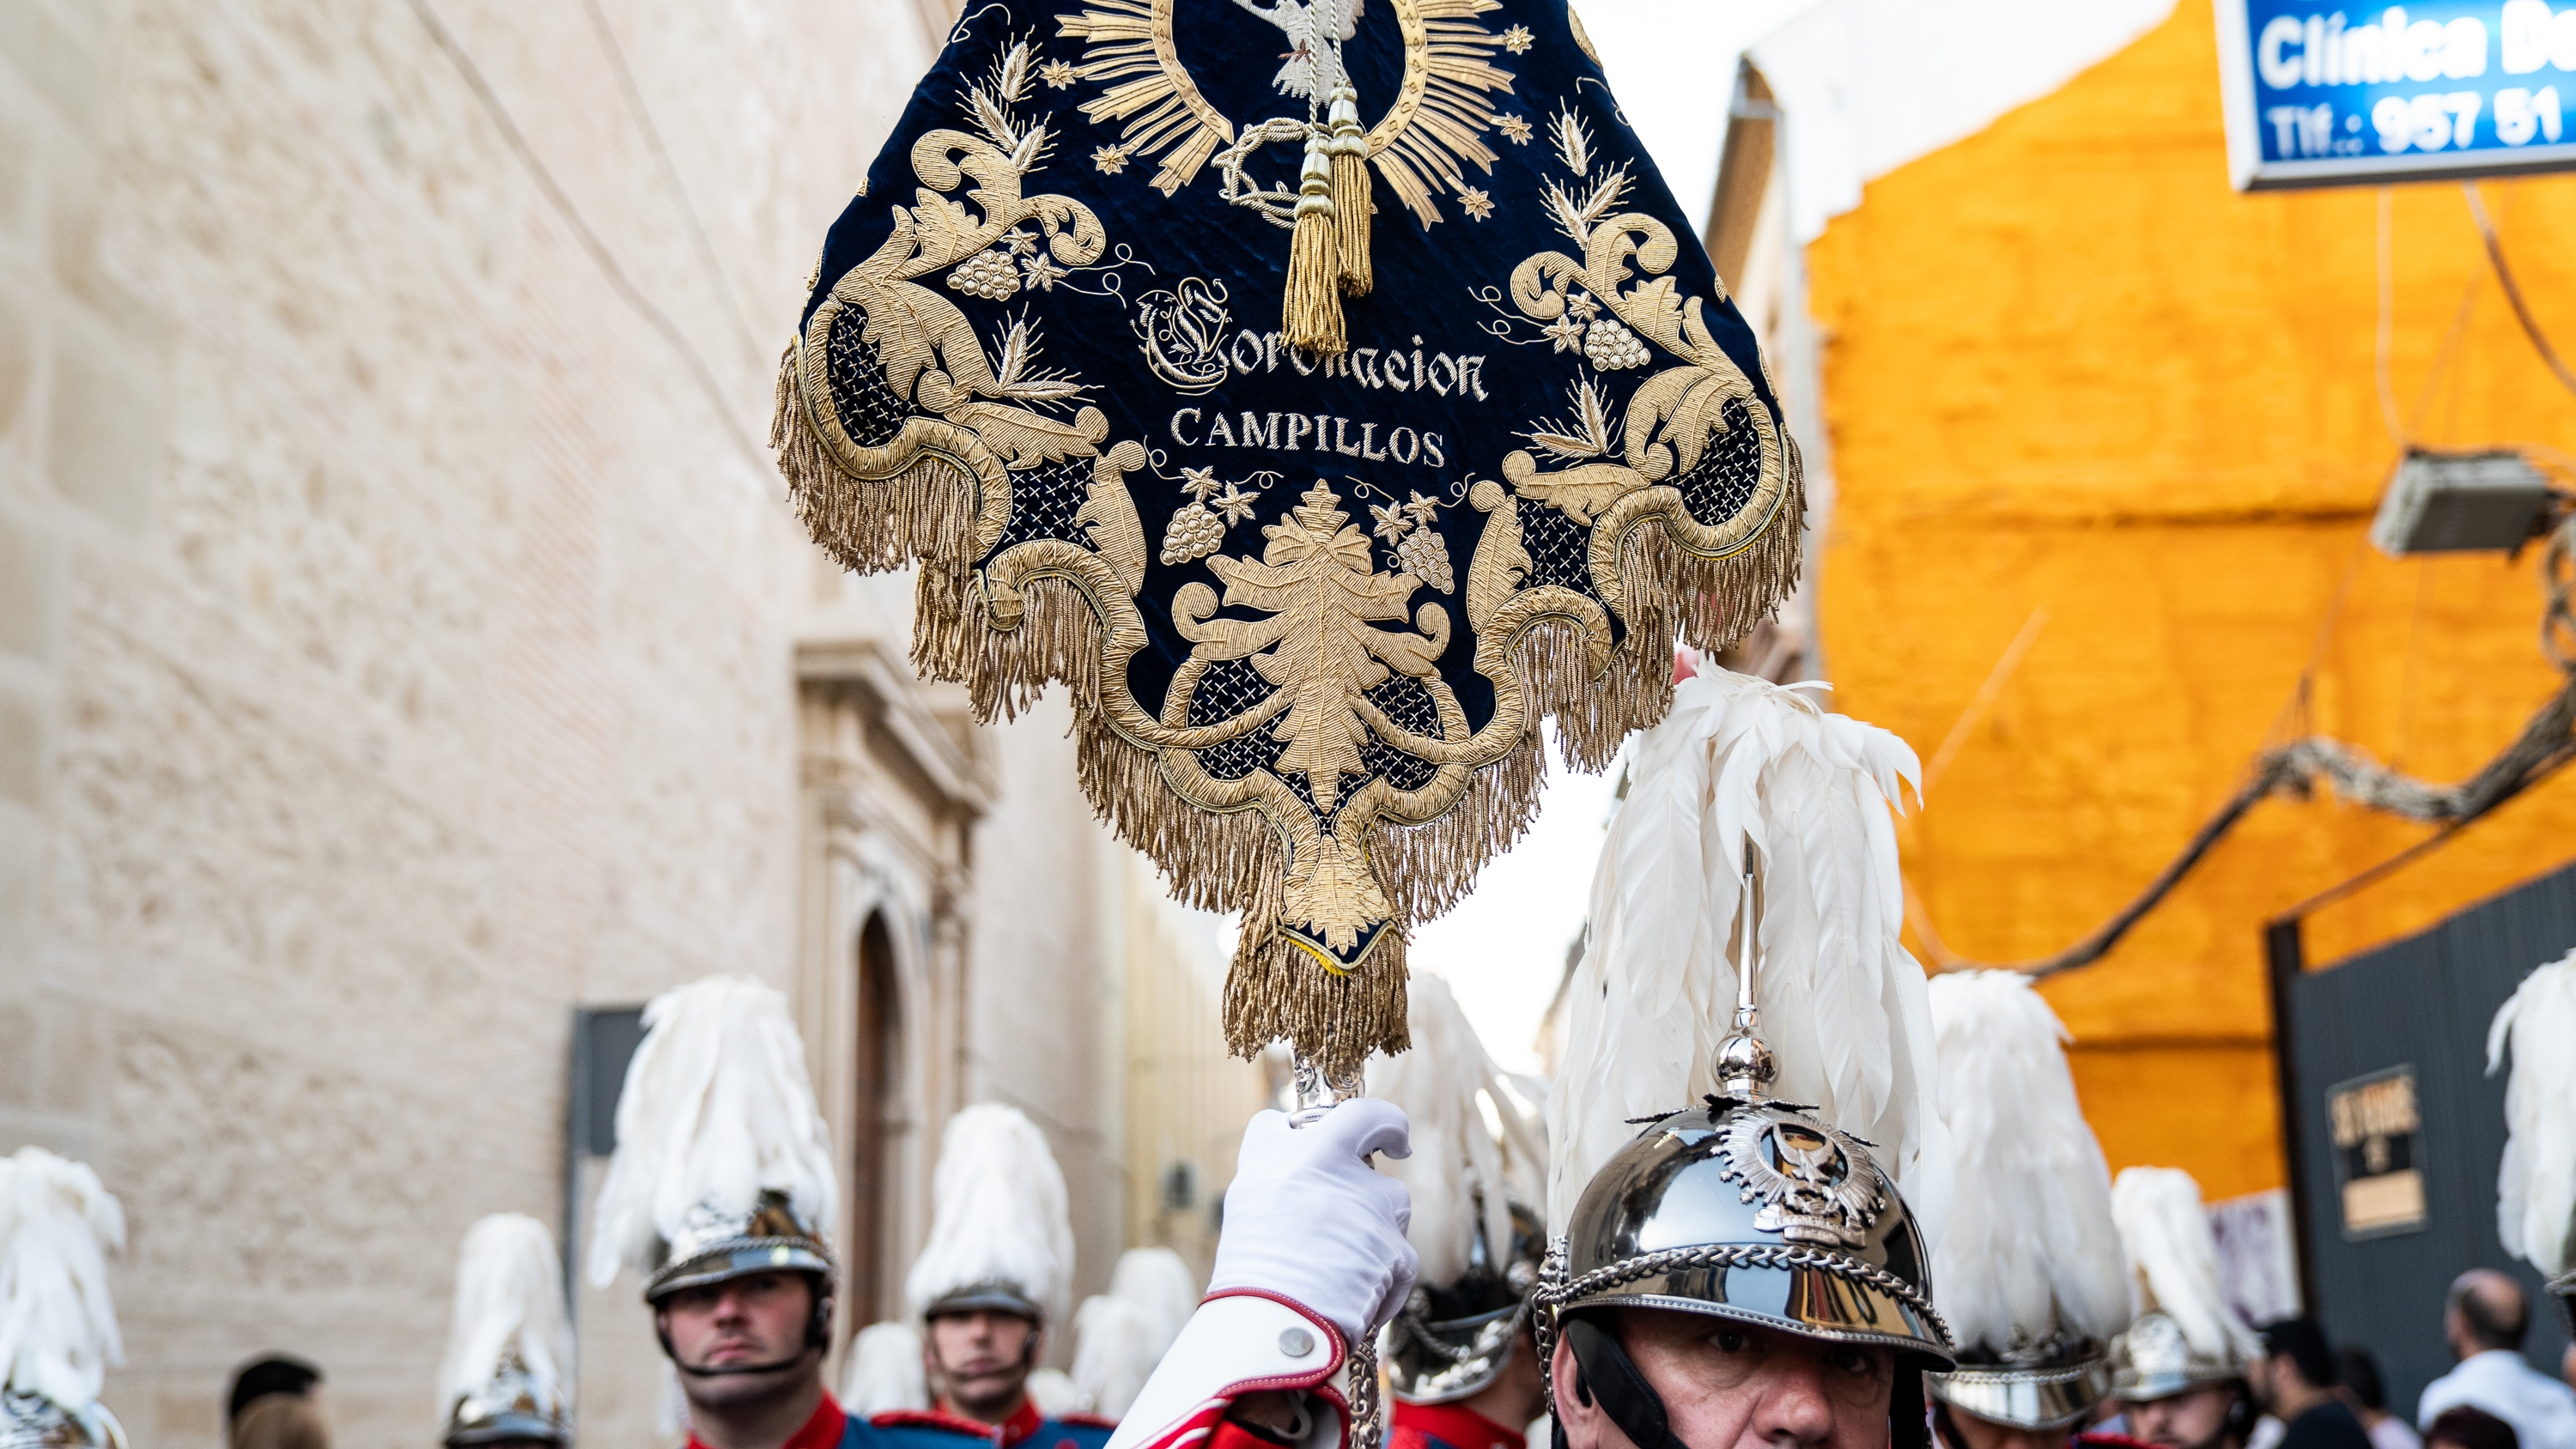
[850,910,905,1322]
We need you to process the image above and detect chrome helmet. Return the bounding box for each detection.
[0,1396,122,1449]
[1388,1197,1546,1404]
[2110,1309,2245,1403]
[648,1187,836,1302]
[1932,1342,2114,1433]
[1536,1091,1953,1372]
[445,1351,570,1448]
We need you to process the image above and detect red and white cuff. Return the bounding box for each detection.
[1104,1291,1352,1449]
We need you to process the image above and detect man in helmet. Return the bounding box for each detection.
[1917,973,2137,1449]
[889,1105,1112,1449]
[2105,1170,2263,1449]
[1106,671,1961,1449]
[590,977,992,1449]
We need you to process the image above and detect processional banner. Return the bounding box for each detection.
[774,0,1802,1075]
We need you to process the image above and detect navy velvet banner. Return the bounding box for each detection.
[775,0,1801,1070]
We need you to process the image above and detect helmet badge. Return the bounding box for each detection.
[1717,1112,1887,1249]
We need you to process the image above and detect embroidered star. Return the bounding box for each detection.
[1369,500,1411,543]
[1002,227,1039,256]
[1502,23,1534,52]
[1214,481,1261,525]
[1041,59,1078,88]
[1498,113,1533,143]
[1403,491,1442,525]
[1182,465,1224,502]
[1541,312,1586,353]
[1459,186,1495,221]
[1020,253,1066,291]
[1093,143,1132,174]
[1565,290,1601,322]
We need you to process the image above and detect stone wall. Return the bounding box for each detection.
[0,1,1139,1446]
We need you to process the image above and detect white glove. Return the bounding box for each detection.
[1207,1100,1419,1349]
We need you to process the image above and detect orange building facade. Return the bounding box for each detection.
[1795,2,2576,1199]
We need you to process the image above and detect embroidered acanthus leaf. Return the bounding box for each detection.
[1624,356,1754,478]
[1186,483,1447,811]
[945,402,1109,466]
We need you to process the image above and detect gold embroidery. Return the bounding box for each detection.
[775,33,1806,1075]
[1054,0,1515,224]
[1459,186,1494,220]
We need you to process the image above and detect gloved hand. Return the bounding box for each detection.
[1207,1100,1419,1349]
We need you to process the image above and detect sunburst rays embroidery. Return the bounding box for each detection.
[1053,0,1516,223]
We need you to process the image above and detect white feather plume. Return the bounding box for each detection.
[1027,1368,1085,1416]
[1370,974,1547,1288]
[1927,971,2132,1356]
[438,1215,573,1422]
[587,975,841,1288]
[905,1104,1076,1323]
[0,1149,125,1411]
[1071,1247,1202,1418]
[1545,665,1950,1246]
[841,1322,930,1416]
[2490,947,2576,1275]
[2110,1167,2257,1362]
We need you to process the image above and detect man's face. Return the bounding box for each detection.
[655,1272,817,1408]
[1552,1308,1897,1449]
[2127,1385,2237,1449]
[1938,1405,2068,1449]
[927,1309,1041,1420]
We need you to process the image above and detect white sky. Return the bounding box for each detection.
[1409,726,1620,1077]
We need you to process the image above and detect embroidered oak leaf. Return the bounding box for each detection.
[1188,483,1446,811]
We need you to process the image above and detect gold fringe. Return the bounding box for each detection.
[1224,901,1410,1079]
[771,344,980,578]
[1283,138,1346,356]
[770,328,1810,1070]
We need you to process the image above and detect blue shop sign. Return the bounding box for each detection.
[2217,0,2576,186]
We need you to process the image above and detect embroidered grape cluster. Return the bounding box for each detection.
[1396,527,1454,592]
[1583,315,1649,370]
[1161,500,1225,564]
[948,249,1020,300]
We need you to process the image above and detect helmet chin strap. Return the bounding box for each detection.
[656,1285,835,1379]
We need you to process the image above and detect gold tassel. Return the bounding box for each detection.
[1325,85,1372,297]
[1282,134,1346,356]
